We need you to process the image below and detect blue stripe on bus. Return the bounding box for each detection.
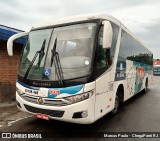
[17,80,40,90]
[17,80,84,98]
[48,85,84,98]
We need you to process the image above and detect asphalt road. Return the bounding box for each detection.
[1,76,160,141]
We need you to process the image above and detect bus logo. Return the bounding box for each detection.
[37,97,44,104]
[50,90,60,95]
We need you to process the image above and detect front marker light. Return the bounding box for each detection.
[63,90,94,104]
[16,87,24,95]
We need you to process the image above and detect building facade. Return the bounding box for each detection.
[153,59,160,75]
[0,25,25,101]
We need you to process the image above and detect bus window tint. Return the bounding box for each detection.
[110,22,119,58]
[119,30,132,60]
[119,30,153,65]
[94,26,110,78]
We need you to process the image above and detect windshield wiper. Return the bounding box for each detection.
[36,40,46,67]
[50,38,64,86]
[24,39,46,82]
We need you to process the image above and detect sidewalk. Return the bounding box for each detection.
[0,100,30,128]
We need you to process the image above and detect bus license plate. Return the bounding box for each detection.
[36,113,49,120]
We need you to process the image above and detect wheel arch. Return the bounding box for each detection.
[116,84,124,103]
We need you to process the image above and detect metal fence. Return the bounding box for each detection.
[0,81,16,103]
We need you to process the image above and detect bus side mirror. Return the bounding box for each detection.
[7,32,29,56]
[102,21,113,49]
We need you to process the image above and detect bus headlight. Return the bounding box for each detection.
[16,87,24,95]
[63,90,94,104]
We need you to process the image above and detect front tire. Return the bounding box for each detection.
[111,95,120,115]
[143,79,148,94]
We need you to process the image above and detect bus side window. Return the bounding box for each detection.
[94,26,111,78]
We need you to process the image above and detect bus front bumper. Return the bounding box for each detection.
[16,93,95,124]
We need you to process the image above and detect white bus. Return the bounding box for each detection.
[7,14,153,124]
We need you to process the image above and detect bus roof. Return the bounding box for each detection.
[32,14,121,29]
[32,13,152,54]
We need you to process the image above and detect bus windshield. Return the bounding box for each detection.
[19,23,97,81]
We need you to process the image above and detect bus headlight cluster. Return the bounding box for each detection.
[16,87,24,95]
[63,90,94,104]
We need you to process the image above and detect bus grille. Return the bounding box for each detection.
[24,104,64,117]
[21,95,69,106]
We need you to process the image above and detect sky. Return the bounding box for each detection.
[0,0,160,58]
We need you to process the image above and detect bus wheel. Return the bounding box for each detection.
[143,79,148,94]
[111,95,120,115]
